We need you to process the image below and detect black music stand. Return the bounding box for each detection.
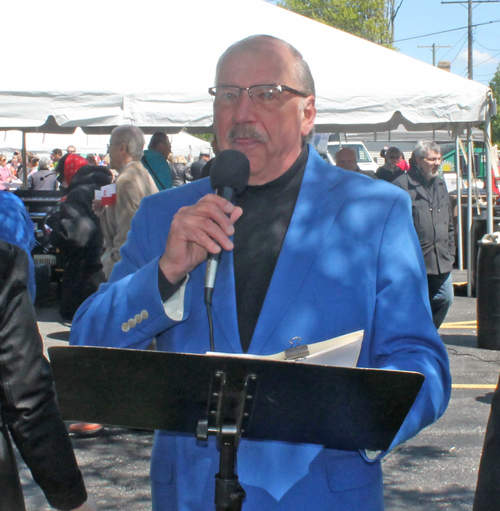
[48,346,424,511]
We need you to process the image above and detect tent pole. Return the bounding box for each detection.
[484,95,497,234]
[455,135,463,270]
[485,100,493,234]
[22,130,27,190]
[466,124,473,297]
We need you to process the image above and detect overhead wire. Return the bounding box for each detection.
[394,19,500,43]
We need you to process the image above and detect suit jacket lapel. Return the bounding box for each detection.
[249,150,346,354]
[211,248,242,352]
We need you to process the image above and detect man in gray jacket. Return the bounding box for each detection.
[393,140,455,328]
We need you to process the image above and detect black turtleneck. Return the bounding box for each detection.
[234,145,308,352]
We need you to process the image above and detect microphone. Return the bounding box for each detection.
[204,150,250,305]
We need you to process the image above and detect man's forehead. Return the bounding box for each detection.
[217,43,295,82]
[425,149,441,157]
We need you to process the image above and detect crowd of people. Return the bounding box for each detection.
[0,137,215,192]
[0,33,497,511]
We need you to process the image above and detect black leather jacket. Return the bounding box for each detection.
[0,241,87,510]
[393,165,455,275]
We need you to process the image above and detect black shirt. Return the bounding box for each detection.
[234,146,308,352]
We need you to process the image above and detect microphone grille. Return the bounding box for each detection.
[210,150,250,194]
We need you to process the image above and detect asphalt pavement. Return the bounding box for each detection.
[18,282,500,510]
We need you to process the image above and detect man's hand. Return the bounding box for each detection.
[159,194,243,285]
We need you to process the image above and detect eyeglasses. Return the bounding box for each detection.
[208,84,308,109]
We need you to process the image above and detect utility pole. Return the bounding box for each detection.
[442,0,498,80]
[418,43,451,66]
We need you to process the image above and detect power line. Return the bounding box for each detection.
[394,18,500,43]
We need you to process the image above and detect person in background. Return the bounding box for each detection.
[335,147,377,179]
[393,140,455,328]
[0,190,36,301]
[141,132,173,191]
[0,241,96,511]
[171,155,188,187]
[51,148,63,169]
[101,125,159,279]
[27,156,40,178]
[45,156,113,320]
[397,153,410,172]
[86,154,99,166]
[474,370,500,510]
[0,154,13,186]
[67,145,77,154]
[28,157,59,191]
[7,154,20,177]
[376,146,405,182]
[187,148,210,181]
[70,35,450,511]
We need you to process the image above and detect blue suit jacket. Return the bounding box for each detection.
[71,147,451,510]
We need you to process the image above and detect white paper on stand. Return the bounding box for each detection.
[205,330,364,368]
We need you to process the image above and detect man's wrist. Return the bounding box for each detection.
[158,266,187,302]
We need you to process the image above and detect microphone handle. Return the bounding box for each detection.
[204,186,237,304]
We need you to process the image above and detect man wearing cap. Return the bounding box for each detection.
[71,35,450,510]
[188,148,211,181]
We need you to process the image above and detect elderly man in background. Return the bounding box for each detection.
[101,125,158,279]
[393,141,455,328]
[72,35,450,510]
[28,157,59,190]
[335,147,377,178]
[141,132,173,191]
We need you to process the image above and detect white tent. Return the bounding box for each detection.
[0,129,211,159]
[0,0,492,134]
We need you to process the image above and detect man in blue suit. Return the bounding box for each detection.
[71,35,451,510]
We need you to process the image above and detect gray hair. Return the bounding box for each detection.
[111,125,145,160]
[215,35,315,96]
[413,140,441,159]
[38,157,51,170]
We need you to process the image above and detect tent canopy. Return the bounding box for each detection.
[0,0,492,134]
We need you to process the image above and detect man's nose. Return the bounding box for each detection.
[232,91,256,123]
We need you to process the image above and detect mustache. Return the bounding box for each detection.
[228,125,267,144]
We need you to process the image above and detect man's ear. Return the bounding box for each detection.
[301,96,316,138]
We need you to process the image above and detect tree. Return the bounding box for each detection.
[278,0,393,47]
[489,63,500,145]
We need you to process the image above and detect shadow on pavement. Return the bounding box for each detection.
[440,333,477,348]
[384,446,475,510]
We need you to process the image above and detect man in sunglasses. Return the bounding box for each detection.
[71,36,450,510]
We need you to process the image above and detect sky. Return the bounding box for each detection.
[265,0,500,86]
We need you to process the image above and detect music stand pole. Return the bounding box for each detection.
[215,437,245,511]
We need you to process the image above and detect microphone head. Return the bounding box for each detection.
[210,150,250,194]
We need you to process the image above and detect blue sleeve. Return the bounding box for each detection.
[0,192,36,301]
[70,199,192,349]
[362,191,452,459]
